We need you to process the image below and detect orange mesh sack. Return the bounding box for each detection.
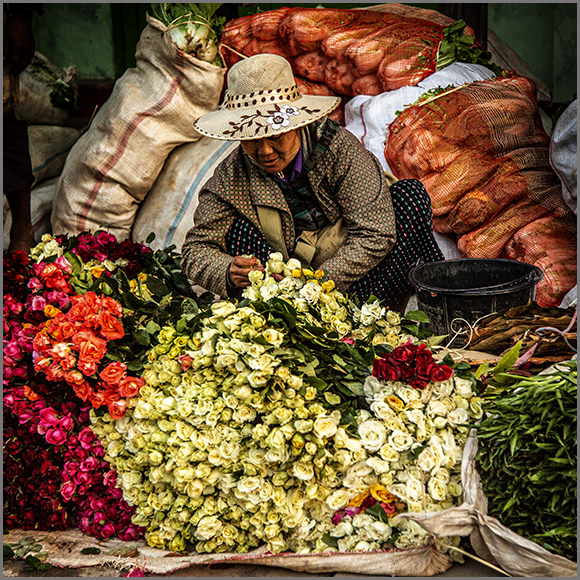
[221,7,446,97]
[384,73,577,306]
[294,77,348,125]
[503,215,577,306]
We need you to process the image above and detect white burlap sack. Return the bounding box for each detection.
[51,14,226,241]
[2,527,452,576]
[344,62,495,174]
[3,176,58,250]
[14,52,77,126]
[549,99,577,215]
[29,125,81,187]
[398,434,577,577]
[131,138,238,251]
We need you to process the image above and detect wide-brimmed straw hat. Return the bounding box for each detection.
[194,54,341,141]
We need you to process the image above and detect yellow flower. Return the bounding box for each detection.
[369,483,398,504]
[314,269,325,279]
[129,279,139,292]
[347,488,371,508]
[91,267,105,278]
[302,268,314,278]
[386,395,405,413]
[291,269,302,278]
[321,280,335,292]
[44,305,61,318]
[138,272,148,283]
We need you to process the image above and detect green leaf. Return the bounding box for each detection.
[475,361,490,379]
[37,563,53,571]
[321,533,339,548]
[19,538,35,546]
[304,376,327,389]
[24,555,40,569]
[490,340,523,375]
[404,310,430,323]
[442,353,455,367]
[146,232,156,244]
[134,329,151,346]
[80,547,102,555]
[145,275,170,297]
[365,502,390,523]
[324,392,341,405]
[64,250,83,275]
[455,362,472,371]
[3,545,15,559]
[146,320,162,335]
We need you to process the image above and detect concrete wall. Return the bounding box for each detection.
[31,3,577,102]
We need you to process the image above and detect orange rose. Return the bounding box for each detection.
[89,388,107,409]
[101,296,123,317]
[53,321,78,341]
[33,332,52,356]
[73,330,107,361]
[108,399,127,420]
[97,311,125,340]
[118,375,145,398]
[72,380,93,402]
[99,362,127,386]
[60,354,77,371]
[24,385,42,401]
[103,388,120,405]
[45,364,66,382]
[65,369,86,387]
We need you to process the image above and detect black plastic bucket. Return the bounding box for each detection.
[408,259,544,345]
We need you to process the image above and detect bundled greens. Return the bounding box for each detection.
[436,19,503,76]
[150,3,226,66]
[476,360,577,561]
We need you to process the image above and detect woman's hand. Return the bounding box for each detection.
[228,256,264,288]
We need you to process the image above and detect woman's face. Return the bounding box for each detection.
[240,129,301,174]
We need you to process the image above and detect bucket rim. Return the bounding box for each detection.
[408,258,544,296]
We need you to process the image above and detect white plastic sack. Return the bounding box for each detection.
[131,138,238,251]
[549,99,577,215]
[398,435,577,577]
[51,14,226,241]
[3,177,58,250]
[29,125,81,187]
[345,62,495,174]
[14,52,77,126]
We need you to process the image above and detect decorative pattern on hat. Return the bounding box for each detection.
[224,104,321,138]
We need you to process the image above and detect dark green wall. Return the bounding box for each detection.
[31,3,577,102]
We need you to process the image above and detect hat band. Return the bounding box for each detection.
[224,85,302,109]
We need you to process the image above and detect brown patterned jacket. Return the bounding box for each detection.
[181,119,396,298]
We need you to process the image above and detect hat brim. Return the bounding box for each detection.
[193,94,341,141]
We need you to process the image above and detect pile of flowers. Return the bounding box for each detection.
[3,232,201,539]
[87,254,479,557]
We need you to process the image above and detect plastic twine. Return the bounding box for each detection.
[534,307,577,353]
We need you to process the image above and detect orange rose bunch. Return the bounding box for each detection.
[32,291,143,419]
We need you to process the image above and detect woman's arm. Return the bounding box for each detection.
[318,128,396,290]
[181,186,238,298]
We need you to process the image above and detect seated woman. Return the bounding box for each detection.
[181,54,443,312]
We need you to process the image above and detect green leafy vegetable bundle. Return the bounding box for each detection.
[150,3,226,66]
[476,360,577,561]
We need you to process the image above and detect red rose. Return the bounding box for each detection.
[118,376,145,398]
[410,378,428,390]
[415,363,432,381]
[360,495,377,509]
[97,311,125,340]
[391,343,416,364]
[429,364,454,383]
[99,361,127,386]
[372,357,388,380]
[89,389,107,409]
[415,343,434,365]
[384,362,402,381]
[399,363,414,382]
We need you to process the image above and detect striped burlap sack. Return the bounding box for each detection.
[51,14,225,240]
[131,137,238,252]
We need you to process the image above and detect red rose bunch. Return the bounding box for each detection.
[372,342,453,390]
